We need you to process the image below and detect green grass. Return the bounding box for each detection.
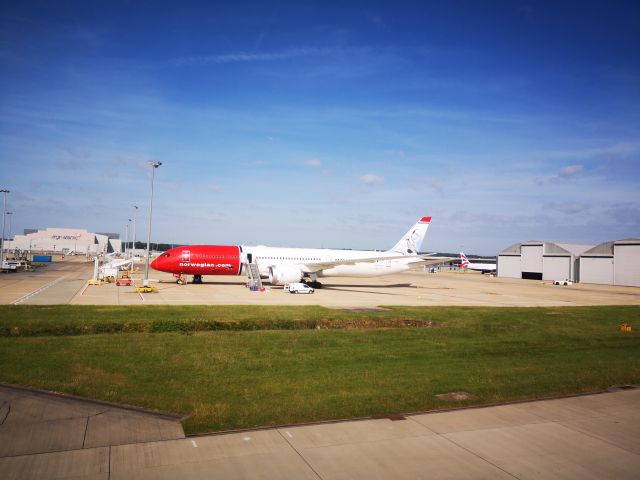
[0,305,638,433]
[1,304,638,336]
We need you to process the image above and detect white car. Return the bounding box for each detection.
[553,279,573,286]
[286,282,315,294]
[1,260,18,272]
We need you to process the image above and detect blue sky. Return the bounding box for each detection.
[1,1,639,254]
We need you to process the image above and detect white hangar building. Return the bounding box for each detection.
[498,239,640,287]
[498,241,593,282]
[579,239,640,287]
[6,228,121,255]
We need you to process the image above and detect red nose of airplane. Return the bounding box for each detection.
[150,256,159,270]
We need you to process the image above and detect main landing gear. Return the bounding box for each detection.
[305,280,323,289]
[175,274,203,285]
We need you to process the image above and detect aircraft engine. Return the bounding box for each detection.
[268,266,303,285]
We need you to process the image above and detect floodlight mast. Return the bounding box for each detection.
[125,221,130,256]
[132,205,138,258]
[143,162,162,287]
[6,212,12,242]
[0,189,9,268]
[6,212,13,258]
[128,218,131,254]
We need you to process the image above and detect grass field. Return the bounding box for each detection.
[0,305,638,433]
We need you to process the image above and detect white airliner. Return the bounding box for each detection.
[459,252,496,274]
[151,216,452,286]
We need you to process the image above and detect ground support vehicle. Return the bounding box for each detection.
[286,282,315,294]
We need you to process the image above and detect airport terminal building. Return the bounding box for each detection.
[498,239,640,287]
[5,228,121,256]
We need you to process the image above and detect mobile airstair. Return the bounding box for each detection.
[245,261,263,290]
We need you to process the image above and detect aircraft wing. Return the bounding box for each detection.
[104,256,141,269]
[298,254,418,273]
[404,256,456,268]
[104,259,132,269]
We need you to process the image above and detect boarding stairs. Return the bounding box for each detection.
[245,262,263,289]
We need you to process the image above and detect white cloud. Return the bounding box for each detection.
[543,201,591,215]
[384,149,406,158]
[558,164,584,178]
[173,47,330,66]
[359,173,384,185]
[304,158,322,168]
[547,142,640,161]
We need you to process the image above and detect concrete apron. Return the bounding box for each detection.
[0,385,638,480]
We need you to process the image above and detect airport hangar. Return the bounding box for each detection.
[5,227,121,256]
[497,238,640,287]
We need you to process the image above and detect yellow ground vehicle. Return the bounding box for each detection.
[135,285,156,293]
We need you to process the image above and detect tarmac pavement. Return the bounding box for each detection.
[1,257,638,307]
[91,271,640,307]
[0,259,93,305]
[1,386,638,479]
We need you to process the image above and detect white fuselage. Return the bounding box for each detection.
[465,262,496,273]
[245,246,411,278]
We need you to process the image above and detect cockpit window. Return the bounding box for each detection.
[163,253,170,257]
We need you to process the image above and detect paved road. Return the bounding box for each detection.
[0,259,92,305]
[1,386,638,479]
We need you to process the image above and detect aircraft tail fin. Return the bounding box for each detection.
[460,252,470,267]
[389,216,431,255]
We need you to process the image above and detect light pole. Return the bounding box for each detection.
[132,205,138,257]
[6,212,12,249]
[144,161,162,286]
[6,212,12,259]
[125,220,131,256]
[0,189,9,268]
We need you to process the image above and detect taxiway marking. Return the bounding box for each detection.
[10,275,69,305]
